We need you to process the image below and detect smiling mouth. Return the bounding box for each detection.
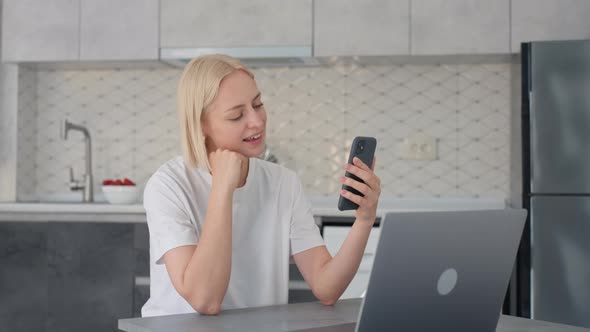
[243,133,262,142]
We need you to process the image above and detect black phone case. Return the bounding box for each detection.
[338,136,377,211]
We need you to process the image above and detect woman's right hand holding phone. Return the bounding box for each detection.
[209,149,247,192]
[340,156,381,225]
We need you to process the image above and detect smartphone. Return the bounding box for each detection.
[338,136,377,211]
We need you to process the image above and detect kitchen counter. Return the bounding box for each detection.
[0,196,506,223]
[118,298,590,332]
[0,202,147,222]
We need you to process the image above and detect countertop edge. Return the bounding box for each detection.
[0,197,507,223]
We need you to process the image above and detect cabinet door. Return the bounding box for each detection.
[411,0,510,55]
[314,0,409,56]
[511,0,590,53]
[80,0,159,60]
[47,222,134,332]
[1,0,79,62]
[0,222,48,331]
[133,223,150,317]
[160,0,312,48]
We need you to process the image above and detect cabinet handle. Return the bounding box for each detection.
[135,276,150,286]
[289,280,311,290]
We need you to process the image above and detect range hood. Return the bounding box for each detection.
[160,46,320,68]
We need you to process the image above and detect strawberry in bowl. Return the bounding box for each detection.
[103,178,135,186]
[102,178,138,204]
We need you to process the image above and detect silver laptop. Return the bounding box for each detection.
[296,209,527,332]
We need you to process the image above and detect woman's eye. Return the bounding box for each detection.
[254,103,264,109]
[230,114,243,121]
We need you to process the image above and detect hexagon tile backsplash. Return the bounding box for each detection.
[16,60,511,201]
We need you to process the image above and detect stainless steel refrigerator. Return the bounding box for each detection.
[519,39,590,328]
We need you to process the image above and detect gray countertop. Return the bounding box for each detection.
[118,298,590,332]
[0,197,505,222]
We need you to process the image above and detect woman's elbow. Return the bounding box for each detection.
[312,286,339,306]
[315,289,339,306]
[184,291,222,315]
[319,298,338,306]
[193,302,222,315]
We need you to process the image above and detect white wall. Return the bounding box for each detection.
[0,0,20,201]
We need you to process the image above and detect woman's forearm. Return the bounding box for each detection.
[182,185,233,314]
[313,220,374,304]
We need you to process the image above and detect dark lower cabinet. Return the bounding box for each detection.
[0,222,136,332]
[133,284,150,317]
[133,223,150,317]
[47,222,135,332]
[288,289,317,303]
[0,223,48,332]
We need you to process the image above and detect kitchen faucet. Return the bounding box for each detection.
[61,119,93,202]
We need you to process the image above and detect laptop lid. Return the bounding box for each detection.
[355,209,527,332]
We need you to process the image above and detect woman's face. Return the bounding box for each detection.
[202,69,267,158]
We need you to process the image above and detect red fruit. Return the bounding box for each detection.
[114,179,124,185]
[122,178,136,186]
[102,179,114,186]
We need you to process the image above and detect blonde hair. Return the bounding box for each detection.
[177,54,254,171]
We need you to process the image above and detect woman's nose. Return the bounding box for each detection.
[246,108,265,127]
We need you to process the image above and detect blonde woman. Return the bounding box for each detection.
[141,54,381,317]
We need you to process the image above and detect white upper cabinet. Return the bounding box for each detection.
[313,0,410,57]
[511,0,590,53]
[160,0,312,48]
[411,0,510,55]
[1,0,79,62]
[10,0,590,61]
[80,0,158,60]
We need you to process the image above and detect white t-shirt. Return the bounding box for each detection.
[141,156,325,317]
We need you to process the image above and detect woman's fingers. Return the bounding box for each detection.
[340,176,371,196]
[346,162,380,192]
[340,189,366,206]
[352,157,371,171]
[340,173,380,210]
[343,157,381,223]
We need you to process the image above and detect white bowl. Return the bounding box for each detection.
[102,185,139,204]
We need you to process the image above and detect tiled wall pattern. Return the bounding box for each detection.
[16,61,511,201]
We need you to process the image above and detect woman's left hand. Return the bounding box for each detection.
[339,156,381,225]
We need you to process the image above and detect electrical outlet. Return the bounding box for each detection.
[398,133,437,160]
